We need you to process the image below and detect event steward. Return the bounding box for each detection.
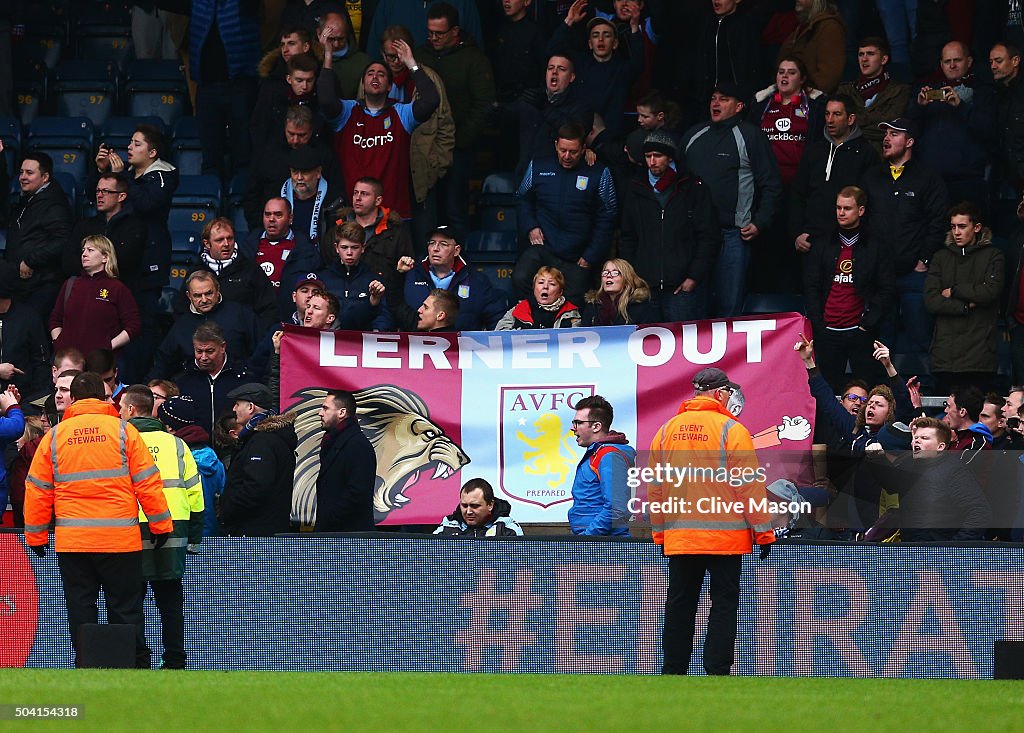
[648,367,775,676]
[23,371,172,667]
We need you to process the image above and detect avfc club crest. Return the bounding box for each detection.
[383,116,392,130]
[499,384,594,508]
[575,176,589,191]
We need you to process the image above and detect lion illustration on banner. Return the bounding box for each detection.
[288,385,470,524]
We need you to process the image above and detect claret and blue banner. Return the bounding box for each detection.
[279,313,816,526]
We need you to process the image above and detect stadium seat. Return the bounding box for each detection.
[0,229,6,253]
[14,70,46,127]
[742,293,805,316]
[53,171,80,213]
[465,230,519,258]
[99,116,165,153]
[168,175,221,232]
[73,24,132,67]
[172,117,203,176]
[226,170,249,236]
[171,230,202,258]
[22,25,64,70]
[477,173,520,233]
[0,117,21,177]
[28,117,95,191]
[473,261,515,298]
[53,60,118,127]
[124,60,189,127]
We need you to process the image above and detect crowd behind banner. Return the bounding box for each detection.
[4,1,1024,543]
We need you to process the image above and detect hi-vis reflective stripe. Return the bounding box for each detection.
[51,420,130,482]
[719,419,736,469]
[148,510,172,523]
[27,475,54,491]
[751,522,773,533]
[56,516,139,528]
[131,465,159,483]
[24,523,49,533]
[160,538,188,548]
[161,439,199,489]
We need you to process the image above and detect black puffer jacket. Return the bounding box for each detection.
[619,166,721,293]
[221,412,298,537]
[0,303,52,401]
[126,160,178,289]
[862,158,949,275]
[4,180,72,297]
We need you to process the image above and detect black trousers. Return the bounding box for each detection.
[140,578,186,669]
[511,246,593,307]
[662,554,742,675]
[815,327,887,394]
[56,551,145,668]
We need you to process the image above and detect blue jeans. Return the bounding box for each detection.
[712,228,749,318]
[654,285,707,323]
[874,0,917,78]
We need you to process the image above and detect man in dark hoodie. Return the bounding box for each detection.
[220,382,297,537]
[5,153,72,320]
[568,394,635,537]
[315,389,376,532]
[433,478,523,537]
[620,129,720,322]
[790,94,878,252]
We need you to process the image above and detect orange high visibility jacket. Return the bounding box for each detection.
[648,396,776,555]
[23,399,172,552]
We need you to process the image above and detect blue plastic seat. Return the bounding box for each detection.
[124,60,189,127]
[74,25,133,67]
[29,117,95,190]
[53,60,118,127]
[465,230,519,257]
[14,72,46,127]
[168,175,221,231]
[23,26,64,69]
[171,230,202,258]
[172,117,203,176]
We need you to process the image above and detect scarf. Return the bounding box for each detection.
[281,176,327,241]
[320,418,350,451]
[174,424,211,447]
[532,295,566,329]
[200,246,239,275]
[596,292,620,325]
[854,69,890,102]
[650,164,677,193]
[391,68,415,101]
[239,410,276,440]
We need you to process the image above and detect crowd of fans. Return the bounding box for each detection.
[3,0,1024,541]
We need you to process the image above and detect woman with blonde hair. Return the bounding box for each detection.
[496,266,581,330]
[581,258,659,326]
[49,235,141,359]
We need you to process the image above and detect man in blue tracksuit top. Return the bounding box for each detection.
[513,122,617,306]
[568,395,635,537]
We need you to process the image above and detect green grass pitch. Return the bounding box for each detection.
[3,670,1023,732]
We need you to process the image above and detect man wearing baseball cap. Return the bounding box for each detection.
[620,129,721,322]
[220,383,297,536]
[648,366,774,676]
[862,115,948,381]
[682,82,783,317]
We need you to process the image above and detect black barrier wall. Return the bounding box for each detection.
[4,536,1023,676]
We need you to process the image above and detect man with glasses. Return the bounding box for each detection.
[838,380,869,417]
[397,226,505,331]
[568,394,636,537]
[64,173,148,293]
[146,379,179,417]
